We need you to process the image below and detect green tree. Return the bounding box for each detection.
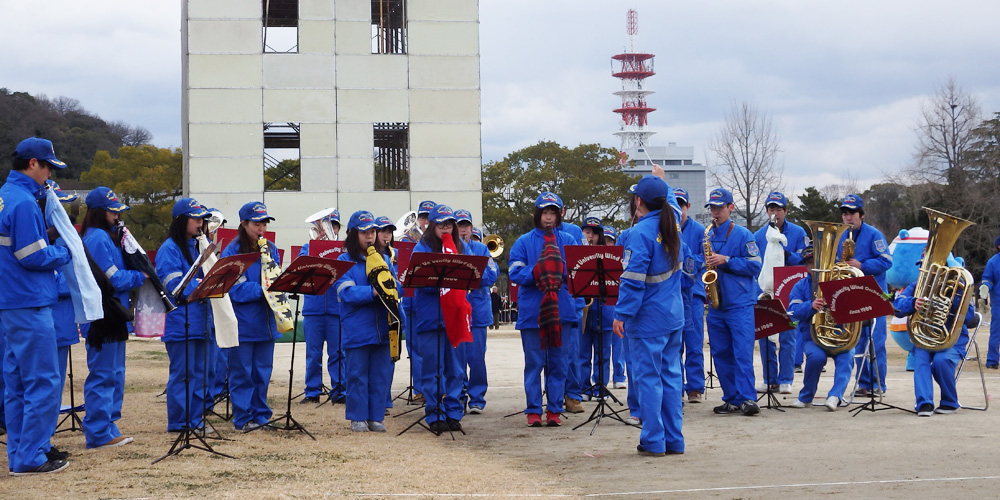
[264,158,301,191]
[482,141,633,266]
[787,187,839,225]
[81,145,182,249]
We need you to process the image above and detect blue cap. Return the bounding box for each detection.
[535,191,563,209]
[628,184,637,195]
[705,188,734,208]
[429,204,457,224]
[634,175,670,202]
[454,209,473,224]
[841,194,864,211]
[471,227,483,241]
[329,208,341,224]
[15,137,67,169]
[172,198,210,219]
[46,180,76,203]
[765,191,788,208]
[348,210,378,231]
[994,234,1000,248]
[603,226,618,240]
[673,187,690,205]
[238,201,274,222]
[86,186,130,212]
[417,200,436,215]
[374,215,396,230]
[583,217,602,230]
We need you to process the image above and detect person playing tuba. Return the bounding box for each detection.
[298,208,345,404]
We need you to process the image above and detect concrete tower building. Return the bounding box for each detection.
[182,0,482,253]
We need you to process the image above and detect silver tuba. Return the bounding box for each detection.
[393,210,422,242]
[305,207,338,241]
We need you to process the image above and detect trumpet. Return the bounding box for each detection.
[484,234,504,258]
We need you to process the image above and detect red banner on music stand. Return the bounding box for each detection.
[564,245,623,306]
[773,265,809,309]
[267,255,354,296]
[754,298,796,340]
[188,253,260,301]
[309,240,346,259]
[403,252,488,291]
[818,275,893,324]
[394,241,416,298]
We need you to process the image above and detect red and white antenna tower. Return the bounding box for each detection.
[612,9,656,152]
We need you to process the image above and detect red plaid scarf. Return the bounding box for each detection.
[440,233,473,347]
[533,227,563,348]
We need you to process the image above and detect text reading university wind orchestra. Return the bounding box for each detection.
[0,136,993,474]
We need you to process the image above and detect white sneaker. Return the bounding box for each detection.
[790,400,807,408]
[626,416,642,427]
[825,396,840,412]
[779,384,793,394]
[351,420,370,432]
[613,382,627,389]
[367,420,387,432]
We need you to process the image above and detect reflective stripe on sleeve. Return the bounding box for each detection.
[789,299,804,305]
[105,265,119,278]
[336,280,356,295]
[0,235,11,246]
[621,271,646,282]
[509,261,526,271]
[14,239,47,260]
[645,269,676,284]
[164,272,183,284]
[747,256,762,263]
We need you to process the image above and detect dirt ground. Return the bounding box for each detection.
[1,319,998,500]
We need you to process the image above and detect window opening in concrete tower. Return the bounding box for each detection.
[371,0,406,54]
[373,122,409,191]
[264,122,301,191]
[263,0,298,53]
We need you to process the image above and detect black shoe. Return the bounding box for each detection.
[428,420,449,435]
[446,418,463,432]
[45,447,69,461]
[917,403,934,417]
[636,444,665,457]
[10,459,69,476]
[986,364,998,370]
[299,396,320,404]
[740,400,760,416]
[713,402,740,414]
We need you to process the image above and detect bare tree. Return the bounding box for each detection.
[708,101,782,230]
[912,77,981,187]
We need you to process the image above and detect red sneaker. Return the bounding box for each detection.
[526,413,542,427]
[545,412,562,427]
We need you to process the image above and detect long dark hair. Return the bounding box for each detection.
[420,221,464,254]
[168,216,196,265]
[344,228,365,261]
[236,222,258,254]
[79,207,116,245]
[642,197,681,269]
[532,206,562,230]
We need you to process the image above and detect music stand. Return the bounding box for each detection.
[55,342,85,434]
[154,252,258,464]
[753,299,795,412]
[397,251,487,438]
[246,255,354,439]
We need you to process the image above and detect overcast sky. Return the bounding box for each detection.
[3,0,999,199]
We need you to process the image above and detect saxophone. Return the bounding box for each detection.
[259,236,295,333]
[805,221,863,354]
[702,224,721,309]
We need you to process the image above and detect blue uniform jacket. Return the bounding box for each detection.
[708,219,763,309]
[411,240,474,334]
[754,219,808,267]
[893,282,974,354]
[53,270,79,347]
[614,210,685,337]
[981,253,1000,302]
[787,275,818,323]
[466,239,499,328]
[837,222,891,292]
[0,171,71,309]
[221,239,280,342]
[82,227,145,312]
[156,237,213,342]
[680,217,707,299]
[509,228,577,330]
[335,251,404,349]
[299,243,341,316]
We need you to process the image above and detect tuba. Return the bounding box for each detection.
[392,211,422,242]
[702,224,721,309]
[484,234,504,259]
[305,208,338,241]
[804,221,864,354]
[907,208,975,351]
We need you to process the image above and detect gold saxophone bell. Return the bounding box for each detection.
[484,234,504,258]
[703,225,721,309]
[804,221,864,354]
[907,208,975,351]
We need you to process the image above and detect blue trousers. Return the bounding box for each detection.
[0,327,5,427]
[797,337,854,403]
[580,325,612,395]
[628,332,684,454]
[683,297,706,393]
[622,333,640,417]
[345,343,392,422]
[987,304,1000,366]
[563,321,583,400]
[758,328,796,385]
[2,307,60,472]
[706,305,756,404]
[456,326,488,408]
[520,326,569,415]
[56,344,70,405]
[207,331,228,402]
[226,341,275,429]
[302,314,344,399]
[165,340,206,431]
[914,346,961,409]
[854,316,888,392]
[83,340,126,448]
[418,328,464,423]
[610,330,626,383]
[404,301,423,396]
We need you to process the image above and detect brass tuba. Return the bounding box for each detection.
[907,208,975,351]
[392,211,422,242]
[484,234,504,258]
[702,224,721,309]
[805,221,864,354]
[305,208,338,241]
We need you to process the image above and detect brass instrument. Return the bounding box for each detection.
[392,211,422,242]
[702,225,721,309]
[907,208,975,351]
[259,236,295,333]
[484,234,504,258]
[804,221,864,354]
[305,208,338,241]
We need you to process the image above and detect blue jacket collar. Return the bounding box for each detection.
[5,170,46,199]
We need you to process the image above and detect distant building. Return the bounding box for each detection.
[181,0,483,253]
[623,143,708,225]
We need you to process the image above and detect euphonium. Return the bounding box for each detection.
[805,221,864,354]
[305,208,338,241]
[702,224,721,309]
[392,211,422,242]
[484,234,504,259]
[259,236,295,333]
[907,208,975,351]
